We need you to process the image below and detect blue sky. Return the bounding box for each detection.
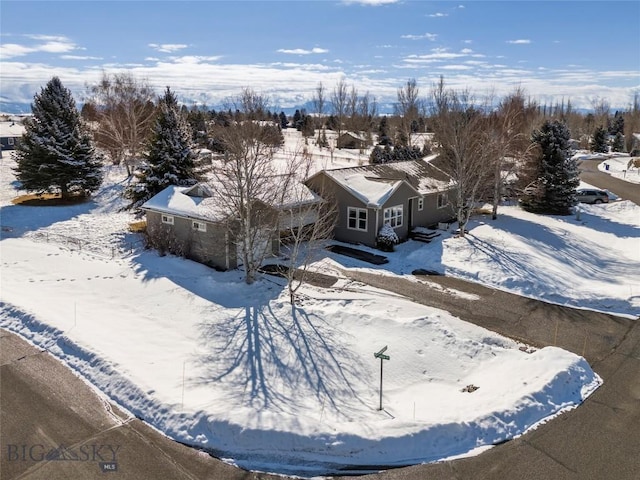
[1,0,639,112]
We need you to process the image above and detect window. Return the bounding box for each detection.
[192,221,207,232]
[417,197,424,211]
[437,192,448,209]
[347,207,367,231]
[161,214,174,225]
[383,205,403,228]
[8,137,14,146]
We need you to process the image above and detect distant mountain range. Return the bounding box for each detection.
[0,100,597,117]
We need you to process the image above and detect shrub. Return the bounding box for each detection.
[376,223,399,252]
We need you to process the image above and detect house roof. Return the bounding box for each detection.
[142,185,229,222]
[338,131,367,142]
[308,157,453,209]
[142,180,322,223]
[0,122,26,138]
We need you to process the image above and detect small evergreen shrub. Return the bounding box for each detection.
[376,223,399,252]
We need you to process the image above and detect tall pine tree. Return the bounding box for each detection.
[590,125,609,153]
[520,120,580,215]
[13,77,103,199]
[125,87,205,210]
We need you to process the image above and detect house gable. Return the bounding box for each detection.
[306,159,456,247]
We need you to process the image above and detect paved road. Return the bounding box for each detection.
[579,158,640,203]
[0,330,281,480]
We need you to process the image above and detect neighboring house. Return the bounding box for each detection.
[631,133,640,155]
[0,121,26,157]
[305,158,456,248]
[141,181,322,271]
[336,131,368,150]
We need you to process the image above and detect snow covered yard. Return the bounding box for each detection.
[1,145,638,476]
[0,240,602,475]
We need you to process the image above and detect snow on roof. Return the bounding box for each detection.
[320,158,453,208]
[274,180,323,209]
[0,121,26,137]
[142,180,321,222]
[141,185,229,222]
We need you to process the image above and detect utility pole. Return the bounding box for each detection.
[374,346,390,411]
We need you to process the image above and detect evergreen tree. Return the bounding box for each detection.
[278,111,288,129]
[377,116,392,146]
[520,120,579,215]
[124,87,205,210]
[318,127,329,148]
[590,125,609,153]
[300,115,315,137]
[292,109,303,130]
[14,76,103,199]
[611,132,625,152]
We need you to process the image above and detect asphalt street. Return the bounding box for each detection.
[1,160,639,480]
[578,158,640,204]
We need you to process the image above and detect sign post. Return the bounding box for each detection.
[374,346,390,411]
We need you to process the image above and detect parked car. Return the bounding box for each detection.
[576,188,609,204]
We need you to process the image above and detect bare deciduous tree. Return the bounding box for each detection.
[331,77,349,139]
[395,78,422,146]
[84,72,156,175]
[624,91,640,153]
[312,81,326,142]
[209,89,297,284]
[485,88,537,219]
[430,77,492,236]
[279,159,337,304]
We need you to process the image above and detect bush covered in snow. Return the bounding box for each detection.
[376,223,399,251]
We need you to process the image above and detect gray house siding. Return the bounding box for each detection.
[412,189,457,227]
[375,182,416,242]
[145,210,237,270]
[307,167,457,248]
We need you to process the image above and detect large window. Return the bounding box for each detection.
[437,192,448,209]
[347,207,368,231]
[383,205,403,228]
[192,220,207,232]
[161,214,174,225]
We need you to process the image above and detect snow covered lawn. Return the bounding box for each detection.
[0,240,601,475]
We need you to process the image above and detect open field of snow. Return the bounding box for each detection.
[1,135,638,476]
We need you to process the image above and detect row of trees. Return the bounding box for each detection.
[11,74,632,285]
[12,76,335,293]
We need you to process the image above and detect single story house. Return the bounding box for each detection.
[141,180,322,271]
[336,131,368,150]
[305,158,456,248]
[0,121,26,157]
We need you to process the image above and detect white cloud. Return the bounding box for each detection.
[428,12,448,18]
[401,33,438,41]
[165,55,223,64]
[277,47,329,55]
[507,39,531,45]
[0,35,79,59]
[403,48,484,63]
[148,43,189,53]
[439,65,473,70]
[60,55,102,61]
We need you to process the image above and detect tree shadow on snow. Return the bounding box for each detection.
[191,300,372,418]
[462,215,639,289]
